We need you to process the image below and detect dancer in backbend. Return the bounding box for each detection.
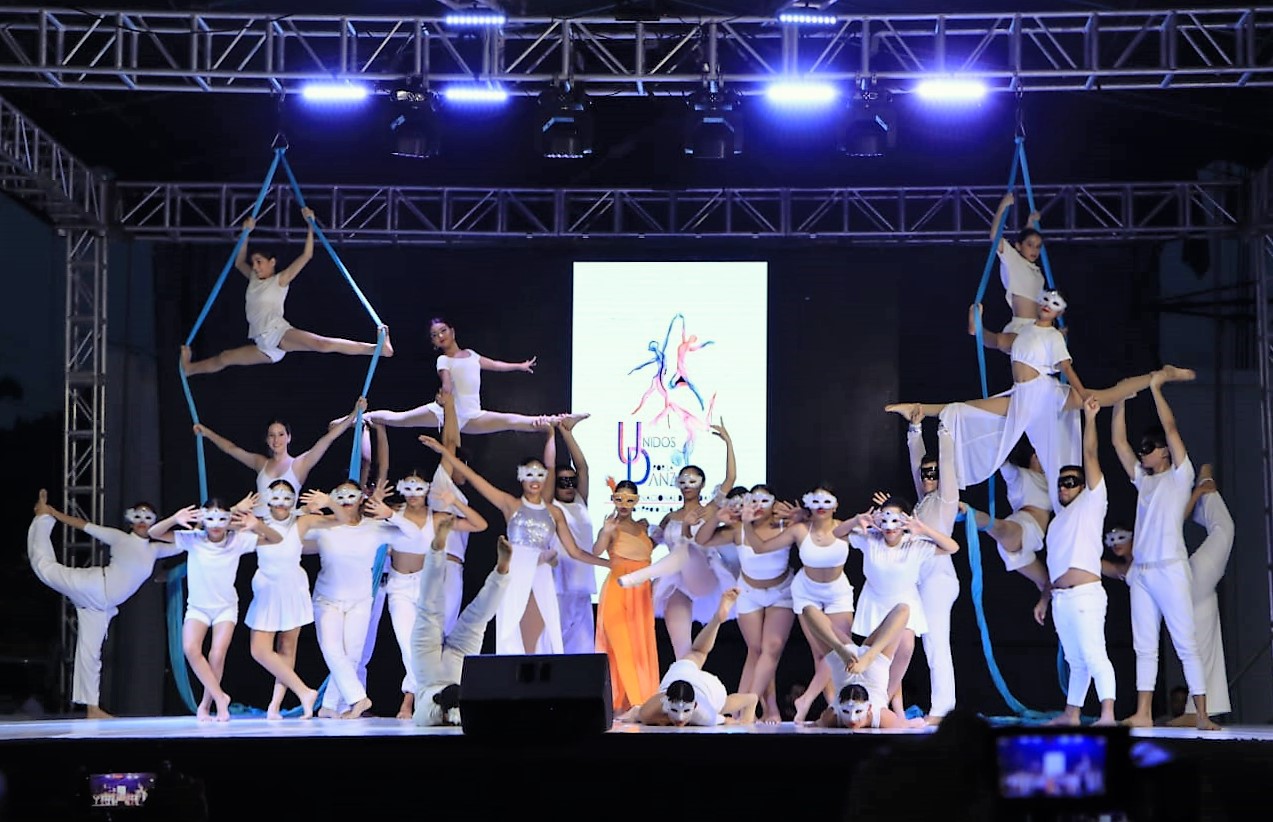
[544,414,599,654]
[1113,379,1222,730]
[192,397,365,515]
[181,210,391,375]
[418,434,609,655]
[593,481,659,713]
[980,192,1045,354]
[29,491,187,718]
[149,494,283,721]
[366,317,574,434]
[699,485,793,724]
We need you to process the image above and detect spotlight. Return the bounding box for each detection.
[777,10,838,26]
[838,85,895,157]
[300,81,371,103]
[389,89,441,159]
[915,77,989,103]
[537,85,594,159]
[684,86,742,159]
[442,84,509,104]
[765,80,839,106]
[443,12,506,28]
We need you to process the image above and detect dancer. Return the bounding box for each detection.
[544,415,598,654]
[699,485,793,724]
[245,479,322,719]
[28,491,186,718]
[594,481,659,712]
[1034,398,1118,726]
[418,435,609,655]
[847,500,961,719]
[180,210,391,375]
[804,603,928,730]
[149,494,283,722]
[627,589,759,726]
[902,409,962,721]
[192,397,366,515]
[1111,376,1218,730]
[964,438,1053,592]
[412,521,514,727]
[667,314,715,410]
[365,317,565,434]
[1101,464,1234,723]
[630,316,720,466]
[981,193,1044,354]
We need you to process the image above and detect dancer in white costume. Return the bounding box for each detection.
[418,434,609,655]
[1033,398,1118,727]
[1102,466,1234,724]
[616,422,736,660]
[149,494,282,722]
[1111,376,1219,730]
[29,491,186,718]
[193,397,365,515]
[698,485,793,724]
[983,192,1046,353]
[897,406,962,720]
[846,500,960,719]
[805,603,927,730]
[965,438,1053,593]
[181,209,392,375]
[246,479,324,719]
[412,524,514,727]
[627,589,759,727]
[365,317,567,434]
[544,415,599,654]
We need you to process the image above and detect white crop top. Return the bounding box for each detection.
[998,240,1044,310]
[1010,323,1070,376]
[798,530,849,569]
[737,535,791,580]
[1000,462,1052,512]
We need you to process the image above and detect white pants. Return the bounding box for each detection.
[314,594,374,710]
[918,564,959,717]
[1184,492,1234,715]
[1052,582,1116,707]
[997,510,1045,572]
[1129,559,1206,695]
[28,516,119,707]
[557,592,596,655]
[494,543,563,654]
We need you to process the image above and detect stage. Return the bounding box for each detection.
[0,716,1270,821]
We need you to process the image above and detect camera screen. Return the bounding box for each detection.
[89,773,156,808]
[996,734,1107,799]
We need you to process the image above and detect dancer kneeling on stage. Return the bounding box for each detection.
[412,520,512,727]
[627,589,759,727]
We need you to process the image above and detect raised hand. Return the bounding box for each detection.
[709,419,731,441]
[230,510,260,532]
[1000,192,1015,208]
[432,488,457,511]
[418,435,444,454]
[871,490,889,507]
[34,489,54,517]
[233,491,259,515]
[370,478,389,503]
[1083,396,1100,418]
[363,497,393,520]
[855,509,877,531]
[520,356,537,374]
[192,424,208,437]
[301,207,315,222]
[173,505,201,528]
[243,216,256,232]
[300,489,329,513]
[600,511,619,534]
[740,498,765,524]
[968,303,983,336]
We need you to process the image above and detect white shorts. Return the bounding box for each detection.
[791,570,855,615]
[1002,316,1037,336]
[253,320,292,364]
[185,602,238,626]
[736,575,793,615]
[997,510,1045,572]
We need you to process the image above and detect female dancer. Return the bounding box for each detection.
[181,210,391,375]
[419,435,610,654]
[846,500,961,718]
[366,317,571,434]
[741,485,856,723]
[699,485,793,724]
[149,495,282,721]
[29,491,186,718]
[245,479,321,719]
[193,397,365,515]
[982,193,1044,354]
[593,480,659,713]
[967,438,1052,592]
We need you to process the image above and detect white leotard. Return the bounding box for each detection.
[437,350,483,421]
[245,275,289,339]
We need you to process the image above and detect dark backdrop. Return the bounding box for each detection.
[150,237,1161,718]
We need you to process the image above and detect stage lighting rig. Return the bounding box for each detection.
[684,85,743,159]
[388,87,442,159]
[838,83,895,158]
[537,84,595,159]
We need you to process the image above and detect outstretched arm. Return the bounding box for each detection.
[991,192,1014,242]
[542,423,557,503]
[549,506,609,568]
[293,397,366,480]
[233,216,255,277]
[906,418,925,498]
[39,501,90,532]
[936,421,959,506]
[193,423,267,472]
[558,419,589,504]
[275,208,315,286]
[714,421,736,494]
[1057,360,1089,403]
[905,515,960,555]
[146,506,200,542]
[1110,399,1138,479]
[1149,370,1188,468]
[477,354,536,373]
[419,435,520,520]
[1081,397,1104,490]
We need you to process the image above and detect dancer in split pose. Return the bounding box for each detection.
[419,434,609,655]
[29,491,187,718]
[181,210,391,375]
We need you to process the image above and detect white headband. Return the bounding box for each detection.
[124,507,156,526]
[396,478,430,498]
[517,465,548,482]
[1104,528,1133,548]
[802,492,837,510]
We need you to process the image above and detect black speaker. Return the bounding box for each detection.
[459,653,613,735]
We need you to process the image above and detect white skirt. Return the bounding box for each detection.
[853,582,927,637]
[245,565,314,632]
[653,546,738,623]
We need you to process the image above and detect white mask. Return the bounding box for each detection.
[124,507,157,526]
[267,489,296,508]
[396,478,430,498]
[875,510,905,531]
[199,508,231,528]
[517,465,548,483]
[1038,289,1067,313]
[724,496,745,513]
[745,493,775,509]
[661,697,696,724]
[331,487,362,506]
[803,492,837,510]
[836,699,870,727]
[676,473,704,490]
[1104,528,1133,549]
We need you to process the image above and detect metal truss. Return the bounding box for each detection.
[0,94,105,226]
[1254,161,1273,691]
[113,178,1244,245]
[0,6,1271,95]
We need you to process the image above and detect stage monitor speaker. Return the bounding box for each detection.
[459,653,612,735]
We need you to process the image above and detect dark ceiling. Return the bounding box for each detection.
[3,1,1272,188]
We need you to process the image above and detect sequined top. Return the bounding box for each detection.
[507,500,556,550]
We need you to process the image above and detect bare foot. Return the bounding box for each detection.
[792,690,816,724]
[1160,364,1196,382]
[1121,712,1154,728]
[559,412,590,431]
[1048,713,1081,726]
[397,692,415,721]
[342,697,373,719]
[180,345,193,375]
[760,699,782,725]
[86,705,114,719]
[1093,715,1118,727]
[196,701,212,722]
[266,704,284,721]
[34,488,50,517]
[380,326,394,358]
[924,714,943,726]
[1196,715,1222,731]
[214,692,232,722]
[885,403,918,419]
[317,707,339,719]
[300,689,318,720]
[496,535,513,574]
